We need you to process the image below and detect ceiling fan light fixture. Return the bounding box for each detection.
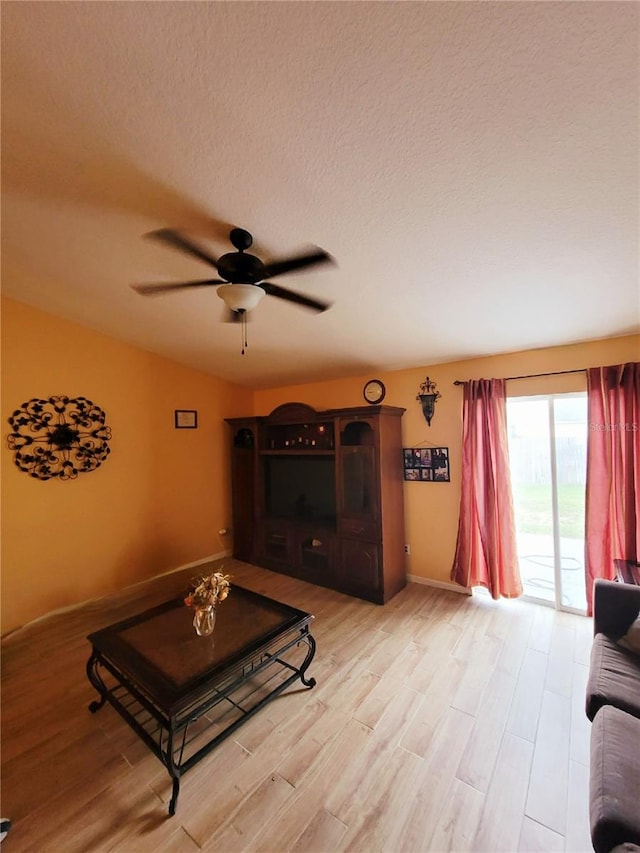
[216,283,265,312]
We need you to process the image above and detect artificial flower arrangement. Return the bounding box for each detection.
[184,570,232,610]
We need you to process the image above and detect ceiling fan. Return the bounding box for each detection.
[132,227,335,320]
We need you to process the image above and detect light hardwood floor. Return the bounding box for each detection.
[1,560,594,852]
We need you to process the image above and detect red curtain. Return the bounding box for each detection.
[585,362,640,613]
[451,379,522,599]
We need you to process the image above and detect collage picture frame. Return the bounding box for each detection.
[403,446,450,482]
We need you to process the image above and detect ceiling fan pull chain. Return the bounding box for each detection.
[241,312,248,355]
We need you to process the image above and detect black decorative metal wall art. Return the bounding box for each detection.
[7,396,112,481]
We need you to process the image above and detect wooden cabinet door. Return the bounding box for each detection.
[296,529,336,587]
[261,522,294,569]
[339,538,380,595]
[230,449,256,563]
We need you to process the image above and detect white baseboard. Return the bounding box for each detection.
[6,551,232,637]
[154,551,231,580]
[407,574,472,595]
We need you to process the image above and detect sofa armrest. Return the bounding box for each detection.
[593,579,640,638]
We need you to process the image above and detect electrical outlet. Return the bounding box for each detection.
[404,544,410,554]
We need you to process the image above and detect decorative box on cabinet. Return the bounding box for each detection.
[226,402,406,604]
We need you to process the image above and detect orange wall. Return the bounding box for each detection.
[254,334,639,589]
[1,297,252,634]
[3,295,637,633]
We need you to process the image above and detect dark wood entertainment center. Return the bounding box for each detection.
[226,402,407,604]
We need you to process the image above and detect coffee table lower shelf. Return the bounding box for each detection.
[86,626,316,815]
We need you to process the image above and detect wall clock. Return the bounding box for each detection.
[363,379,386,404]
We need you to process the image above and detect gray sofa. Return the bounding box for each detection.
[586,579,640,853]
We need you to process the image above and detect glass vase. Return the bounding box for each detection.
[192,605,216,637]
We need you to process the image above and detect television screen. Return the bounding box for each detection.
[265,456,336,524]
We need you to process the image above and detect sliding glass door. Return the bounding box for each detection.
[507,393,588,612]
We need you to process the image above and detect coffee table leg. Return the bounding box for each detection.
[167,729,181,816]
[86,651,108,713]
[299,632,317,688]
[168,777,180,816]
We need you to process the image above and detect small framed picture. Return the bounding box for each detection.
[175,409,198,429]
[419,448,432,467]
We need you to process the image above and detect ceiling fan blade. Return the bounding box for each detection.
[261,281,332,312]
[131,279,223,296]
[261,248,334,279]
[146,229,220,269]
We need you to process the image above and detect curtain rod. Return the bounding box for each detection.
[453,368,586,385]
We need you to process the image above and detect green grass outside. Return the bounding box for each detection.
[512,483,585,538]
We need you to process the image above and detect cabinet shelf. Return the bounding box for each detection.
[264,517,336,532]
[260,449,335,456]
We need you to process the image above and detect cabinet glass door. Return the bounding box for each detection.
[340,447,376,517]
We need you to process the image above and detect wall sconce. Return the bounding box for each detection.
[416,377,441,426]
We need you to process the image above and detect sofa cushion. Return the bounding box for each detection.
[590,705,640,853]
[617,615,640,655]
[586,634,640,721]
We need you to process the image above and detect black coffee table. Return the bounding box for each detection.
[86,585,316,814]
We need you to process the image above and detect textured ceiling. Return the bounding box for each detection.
[1,2,638,388]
